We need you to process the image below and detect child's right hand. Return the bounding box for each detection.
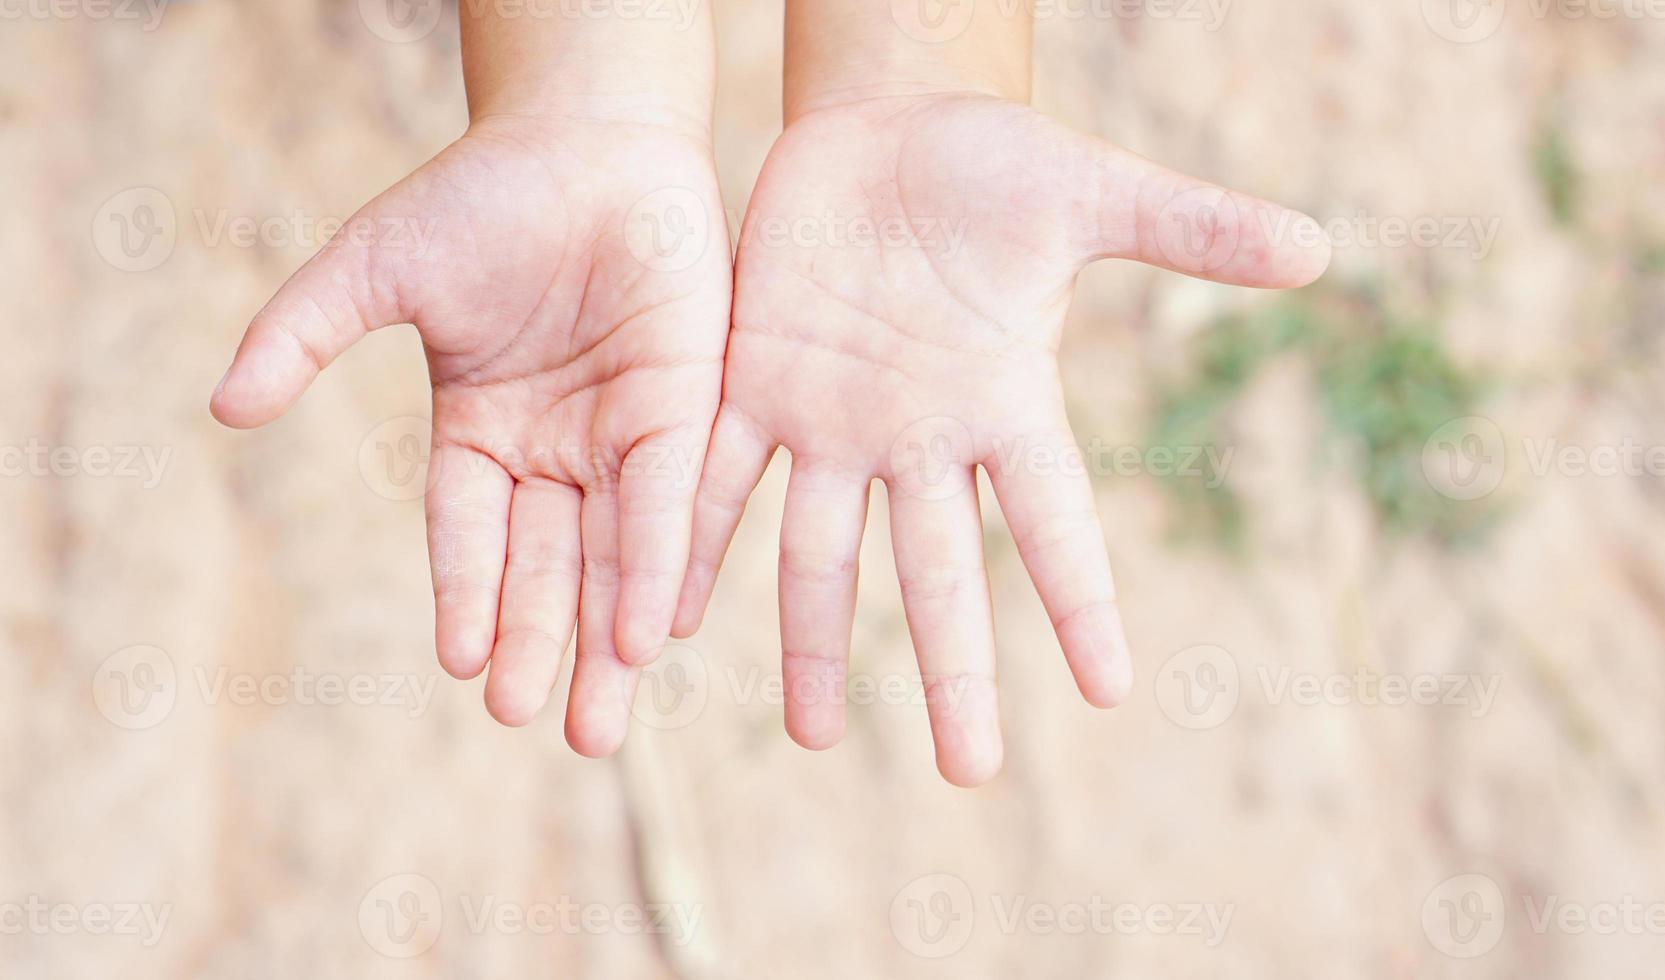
[210,112,731,755]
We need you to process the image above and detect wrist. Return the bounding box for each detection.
[461,1,715,140]
[784,0,1031,123]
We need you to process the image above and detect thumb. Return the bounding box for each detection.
[210,207,412,429]
[1075,136,1332,289]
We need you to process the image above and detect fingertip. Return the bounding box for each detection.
[208,335,317,429]
[1080,654,1134,710]
[670,571,712,639]
[1059,602,1134,709]
[937,743,1004,788]
[565,714,626,758]
[614,619,665,667]
[1277,213,1333,288]
[484,686,543,728]
[436,626,491,681]
[439,655,487,682]
[208,366,281,430]
[785,713,845,752]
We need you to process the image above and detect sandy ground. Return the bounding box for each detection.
[4,1,1665,977]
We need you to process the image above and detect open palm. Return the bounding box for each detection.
[211,117,731,754]
[671,94,1329,785]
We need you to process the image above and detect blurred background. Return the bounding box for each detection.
[5,0,1665,976]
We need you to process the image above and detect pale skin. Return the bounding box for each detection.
[667,1,1330,785]
[210,5,729,754]
[211,2,1329,783]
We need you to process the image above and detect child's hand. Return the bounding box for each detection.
[670,94,1328,785]
[211,114,730,754]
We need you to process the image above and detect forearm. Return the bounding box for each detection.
[461,0,716,138]
[784,0,1031,122]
